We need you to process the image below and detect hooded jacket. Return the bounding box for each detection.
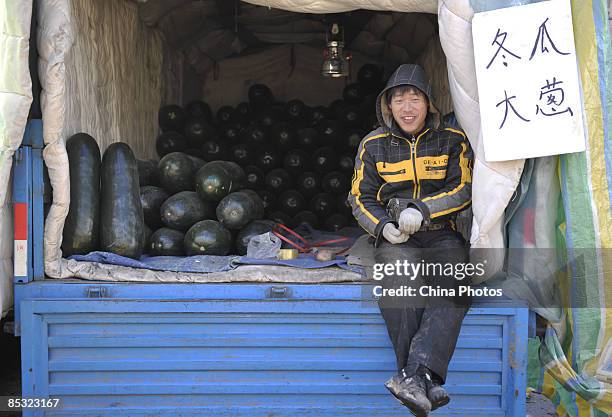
[348,64,473,242]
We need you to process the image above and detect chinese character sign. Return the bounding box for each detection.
[472,0,586,162]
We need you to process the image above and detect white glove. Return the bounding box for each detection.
[399,208,423,235]
[382,223,410,244]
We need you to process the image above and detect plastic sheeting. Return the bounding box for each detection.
[534,0,612,412]
[0,3,33,318]
[495,156,563,323]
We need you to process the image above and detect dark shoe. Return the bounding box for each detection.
[423,371,450,410]
[384,372,432,417]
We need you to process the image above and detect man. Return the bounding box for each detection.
[348,64,474,416]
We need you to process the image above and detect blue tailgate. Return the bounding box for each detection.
[19,282,527,417]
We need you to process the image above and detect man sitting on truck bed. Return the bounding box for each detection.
[348,64,474,416]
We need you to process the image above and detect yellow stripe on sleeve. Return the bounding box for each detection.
[443,128,471,182]
[430,199,471,219]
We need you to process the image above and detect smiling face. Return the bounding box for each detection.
[388,87,428,136]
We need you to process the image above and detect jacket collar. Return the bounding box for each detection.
[388,117,434,141]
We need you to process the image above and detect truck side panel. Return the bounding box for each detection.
[19,283,528,417]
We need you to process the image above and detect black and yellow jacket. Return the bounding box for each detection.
[348,64,474,241]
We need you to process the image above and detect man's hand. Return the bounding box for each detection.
[399,208,423,235]
[383,223,410,244]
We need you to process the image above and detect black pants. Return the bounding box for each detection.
[375,229,471,383]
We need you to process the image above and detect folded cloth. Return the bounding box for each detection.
[346,234,376,267]
[68,252,237,273]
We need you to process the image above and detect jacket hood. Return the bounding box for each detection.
[376,64,440,137]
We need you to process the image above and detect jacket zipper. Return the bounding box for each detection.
[410,135,419,198]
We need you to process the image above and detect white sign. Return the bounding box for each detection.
[472,0,586,162]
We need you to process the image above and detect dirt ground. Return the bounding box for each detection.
[527,392,558,416]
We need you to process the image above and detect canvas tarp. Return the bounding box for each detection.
[62,0,166,160]
[53,259,364,283]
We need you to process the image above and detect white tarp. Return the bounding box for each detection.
[0,3,33,318]
[37,0,73,279]
[3,0,523,287]
[243,0,437,14]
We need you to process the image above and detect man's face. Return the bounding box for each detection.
[389,89,428,136]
